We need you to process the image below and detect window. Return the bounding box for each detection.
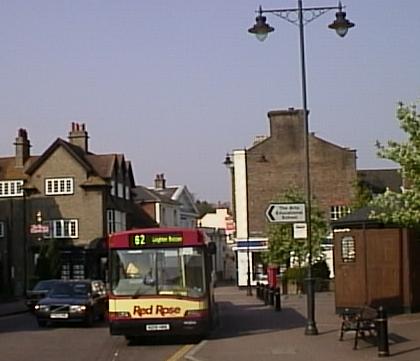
[110,180,116,196]
[0,180,24,197]
[125,185,130,200]
[45,178,74,195]
[107,209,126,234]
[45,219,78,238]
[341,236,356,262]
[330,205,351,221]
[0,221,4,237]
[110,248,205,298]
[117,182,124,198]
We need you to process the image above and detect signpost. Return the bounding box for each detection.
[265,203,306,223]
[30,224,49,234]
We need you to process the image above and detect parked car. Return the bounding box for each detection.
[34,279,107,327]
[25,279,61,312]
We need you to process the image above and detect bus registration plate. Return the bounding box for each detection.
[146,324,170,331]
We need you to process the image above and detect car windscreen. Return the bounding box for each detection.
[49,282,90,298]
[33,280,57,291]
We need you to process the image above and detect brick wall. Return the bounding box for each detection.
[246,109,357,236]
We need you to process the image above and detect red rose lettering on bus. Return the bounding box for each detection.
[155,305,181,317]
[133,305,153,317]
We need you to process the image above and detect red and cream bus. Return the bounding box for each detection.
[107,228,217,341]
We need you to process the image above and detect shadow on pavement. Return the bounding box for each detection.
[210,301,306,339]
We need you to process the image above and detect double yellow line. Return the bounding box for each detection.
[166,344,195,361]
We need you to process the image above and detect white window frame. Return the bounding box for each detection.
[107,209,116,234]
[0,221,4,237]
[45,178,74,195]
[45,219,78,238]
[125,185,130,200]
[110,180,116,196]
[341,236,356,263]
[330,205,351,221]
[0,180,24,197]
[117,182,124,198]
[107,209,126,234]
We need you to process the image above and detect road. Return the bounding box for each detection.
[0,312,197,361]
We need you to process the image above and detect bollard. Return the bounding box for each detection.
[256,282,260,299]
[274,287,281,311]
[264,285,269,305]
[376,306,390,357]
[269,287,275,306]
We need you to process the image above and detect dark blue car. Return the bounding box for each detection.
[34,279,107,327]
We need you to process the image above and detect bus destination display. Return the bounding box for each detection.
[129,233,183,248]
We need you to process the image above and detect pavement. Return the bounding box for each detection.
[2,287,420,360]
[184,285,420,361]
[0,298,28,317]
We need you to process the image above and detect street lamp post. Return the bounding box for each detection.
[248,1,354,335]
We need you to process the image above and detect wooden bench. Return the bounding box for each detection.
[339,306,377,349]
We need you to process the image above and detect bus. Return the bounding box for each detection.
[107,227,217,340]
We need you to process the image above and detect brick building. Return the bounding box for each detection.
[0,124,151,297]
[229,108,357,287]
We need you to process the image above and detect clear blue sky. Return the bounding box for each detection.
[0,1,418,203]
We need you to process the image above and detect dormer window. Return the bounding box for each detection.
[110,180,116,196]
[45,178,74,195]
[117,182,124,198]
[125,185,130,200]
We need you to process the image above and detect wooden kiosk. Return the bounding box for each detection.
[332,207,420,314]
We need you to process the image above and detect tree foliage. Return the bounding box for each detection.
[195,200,216,218]
[351,179,374,210]
[370,101,420,227]
[263,188,328,267]
[35,239,61,280]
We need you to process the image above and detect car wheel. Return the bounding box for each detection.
[37,319,47,328]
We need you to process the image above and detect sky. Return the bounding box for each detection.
[0,1,418,203]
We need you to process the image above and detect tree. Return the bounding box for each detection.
[35,239,61,280]
[263,188,328,268]
[370,101,420,227]
[351,179,374,210]
[195,200,216,218]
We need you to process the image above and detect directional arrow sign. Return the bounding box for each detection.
[265,203,306,223]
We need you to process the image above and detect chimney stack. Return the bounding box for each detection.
[68,122,89,152]
[14,128,31,168]
[154,173,166,189]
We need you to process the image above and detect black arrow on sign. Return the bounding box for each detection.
[267,205,276,222]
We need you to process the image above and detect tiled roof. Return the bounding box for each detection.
[86,154,116,179]
[332,206,384,228]
[0,156,39,180]
[1,137,132,187]
[133,185,178,205]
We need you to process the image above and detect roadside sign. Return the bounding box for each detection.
[293,223,307,239]
[265,203,306,223]
[30,224,49,234]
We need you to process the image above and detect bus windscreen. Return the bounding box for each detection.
[110,247,206,298]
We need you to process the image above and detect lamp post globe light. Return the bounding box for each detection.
[248,1,354,336]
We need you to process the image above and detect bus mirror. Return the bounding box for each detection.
[208,242,216,255]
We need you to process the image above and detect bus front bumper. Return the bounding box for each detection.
[109,317,210,337]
